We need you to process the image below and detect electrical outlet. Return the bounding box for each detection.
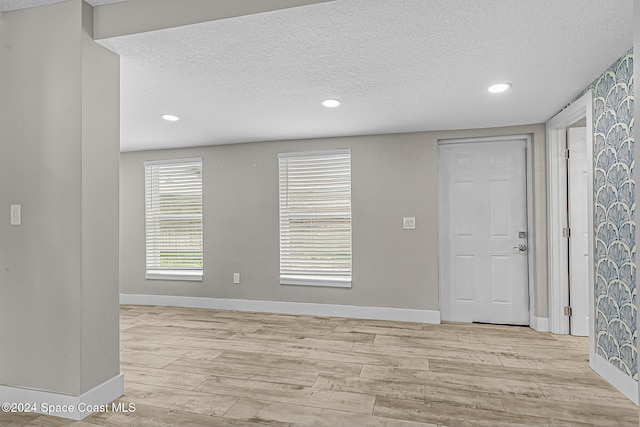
[233,273,240,284]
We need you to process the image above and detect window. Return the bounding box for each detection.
[144,158,203,281]
[278,149,352,287]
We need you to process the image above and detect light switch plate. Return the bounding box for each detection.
[233,273,240,284]
[403,217,416,230]
[10,204,21,225]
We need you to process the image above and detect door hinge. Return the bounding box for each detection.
[562,227,571,237]
[564,306,573,317]
[563,149,570,160]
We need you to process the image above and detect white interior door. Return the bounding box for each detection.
[439,140,529,325]
[567,127,589,336]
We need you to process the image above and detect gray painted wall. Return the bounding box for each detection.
[94,0,334,40]
[120,124,548,318]
[0,0,120,396]
[80,1,121,393]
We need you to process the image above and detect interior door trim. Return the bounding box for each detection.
[546,91,594,347]
[437,134,535,326]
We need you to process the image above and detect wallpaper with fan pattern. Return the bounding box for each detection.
[590,50,636,379]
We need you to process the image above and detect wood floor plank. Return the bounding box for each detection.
[212,311,316,324]
[428,359,608,388]
[324,331,377,343]
[120,330,232,345]
[334,325,461,342]
[122,333,288,354]
[124,382,238,416]
[249,325,345,341]
[456,333,584,348]
[214,350,364,376]
[95,402,269,427]
[513,345,590,360]
[361,365,431,383]
[373,395,595,427]
[124,324,249,339]
[120,341,224,361]
[361,366,546,397]
[498,354,591,372]
[437,321,538,333]
[223,397,435,426]
[337,318,426,330]
[23,417,103,426]
[147,319,263,334]
[120,364,210,391]
[352,343,504,365]
[196,375,376,414]
[228,332,357,351]
[119,351,178,369]
[118,322,136,332]
[164,357,319,386]
[499,395,638,426]
[537,383,640,409]
[0,411,40,427]
[313,373,430,401]
[313,374,506,411]
[284,345,430,370]
[374,334,518,357]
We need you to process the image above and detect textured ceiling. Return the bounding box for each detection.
[4,0,636,152]
[0,0,125,12]
[101,0,634,152]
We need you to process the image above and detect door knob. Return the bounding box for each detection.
[513,244,527,252]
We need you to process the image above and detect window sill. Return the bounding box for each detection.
[145,270,203,282]
[280,275,351,288]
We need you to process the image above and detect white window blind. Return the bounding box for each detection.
[278,149,352,287]
[144,157,203,281]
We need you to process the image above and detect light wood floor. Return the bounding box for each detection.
[2,305,638,426]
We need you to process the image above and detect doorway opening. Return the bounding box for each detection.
[567,124,589,336]
[546,90,594,344]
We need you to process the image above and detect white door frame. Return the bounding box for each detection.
[438,135,536,325]
[546,90,594,350]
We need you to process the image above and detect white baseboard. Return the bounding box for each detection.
[530,316,549,332]
[120,294,441,324]
[0,374,124,421]
[590,351,638,405]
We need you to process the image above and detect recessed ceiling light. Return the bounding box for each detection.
[161,114,180,122]
[321,99,342,108]
[488,83,512,93]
